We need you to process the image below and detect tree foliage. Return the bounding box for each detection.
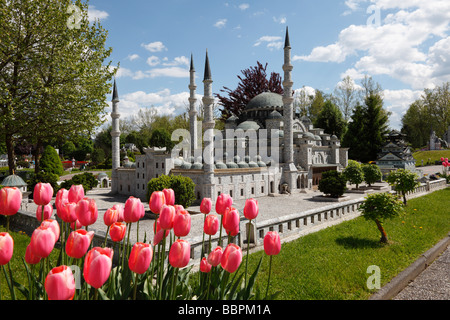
[343,160,364,189]
[146,174,196,208]
[216,61,283,120]
[314,100,347,138]
[318,170,347,198]
[39,145,64,176]
[362,163,382,186]
[334,75,359,123]
[385,169,420,205]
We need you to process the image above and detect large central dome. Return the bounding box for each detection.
[245,92,283,111]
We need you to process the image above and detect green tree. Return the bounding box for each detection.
[386,169,420,205]
[359,192,405,243]
[314,100,347,138]
[146,174,196,208]
[344,160,364,189]
[318,170,347,198]
[307,89,325,123]
[39,145,63,176]
[91,148,105,166]
[62,141,77,160]
[362,163,382,186]
[149,129,175,152]
[334,75,358,123]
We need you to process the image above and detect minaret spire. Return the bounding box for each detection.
[110,78,121,193]
[189,53,198,156]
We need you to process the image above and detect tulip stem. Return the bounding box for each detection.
[171,267,179,300]
[6,216,10,233]
[265,255,273,299]
[104,225,110,247]
[218,216,223,247]
[245,219,251,287]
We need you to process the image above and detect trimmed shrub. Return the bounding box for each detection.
[344,160,364,189]
[318,170,347,198]
[146,174,196,208]
[60,172,98,192]
[362,163,382,186]
[40,145,64,176]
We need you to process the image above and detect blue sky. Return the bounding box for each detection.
[88,0,450,130]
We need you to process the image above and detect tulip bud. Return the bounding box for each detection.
[163,188,175,206]
[45,266,76,300]
[153,218,170,245]
[264,231,281,256]
[243,198,259,220]
[173,209,191,237]
[103,208,119,227]
[207,246,223,267]
[222,208,240,236]
[40,219,60,244]
[0,187,22,216]
[159,204,176,230]
[215,193,233,215]
[55,188,69,214]
[149,191,166,214]
[221,243,242,273]
[109,222,126,242]
[123,196,145,223]
[200,257,212,273]
[25,243,41,265]
[112,204,124,222]
[203,214,219,236]
[200,198,212,214]
[36,203,53,221]
[68,184,84,204]
[0,232,14,265]
[169,239,190,268]
[30,224,56,258]
[83,247,113,289]
[76,197,98,227]
[128,242,153,274]
[33,183,53,206]
[59,202,77,223]
[66,229,95,259]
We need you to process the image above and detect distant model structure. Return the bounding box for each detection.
[111,28,349,202]
[376,130,417,175]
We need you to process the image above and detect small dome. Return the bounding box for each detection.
[215,162,227,169]
[173,158,183,167]
[314,135,321,141]
[233,155,240,163]
[303,132,315,140]
[246,92,283,110]
[257,161,267,167]
[236,121,260,131]
[124,162,135,168]
[226,115,238,122]
[301,116,312,124]
[191,161,203,170]
[226,161,239,169]
[97,172,108,180]
[331,135,338,140]
[238,161,249,168]
[180,161,192,169]
[1,174,27,187]
[267,110,282,119]
[248,161,259,168]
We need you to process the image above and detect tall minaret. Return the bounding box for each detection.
[188,54,198,157]
[282,27,296,191]
[111,79,121,171]
[202,50,215,199]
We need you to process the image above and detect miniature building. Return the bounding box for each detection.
[376,130,416,175]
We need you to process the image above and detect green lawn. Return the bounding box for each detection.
[413,150,450,166]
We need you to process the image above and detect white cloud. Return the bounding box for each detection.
[273,16,287,24]
[239,3,250,10]
[147,67,189,78]
[126,54,140,61]
[146,56,160,67]
[214,19,227,29]
[88,6,109,22]
[254,36,283,50]
[162,56,189,67]
[141,41,167,52]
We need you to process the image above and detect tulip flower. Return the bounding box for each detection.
[36,203,53,221]
[222,208,240,236]
[112,204,124,222]
[221,243,242,273]
[163,188,175,206]
[55,188,69,214]
[441,157,445,161]
[149,191,165,214]
[123,196,145,223]
[200,257,212,273]
[45,266,75,300]
[203,214,219,236]
[215,193,233,215]
[169,239,190,268]
[207,246,223,267]
[83,247,114,289]
[70,219,82,230]
[153,218,170,245]
[33,183,53,206]
[264,231,281,256]
[76,197,98,227]
[243,198,259,220]
[0,232,14,265]
[25,244,41,265]
[173,209,191,238]
[59,202,78,223]
[174,204,185,214]
[128,242,153,274]
[109,222,127,242]
[30,224,56,258]
[68,184,84,204]
[41,219,60,244]
[159,204,176,230]
[0,187,22,216]
[103,207,119,226]
[200,198,212,214]
[66,229,95,259]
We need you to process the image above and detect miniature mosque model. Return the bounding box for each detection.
[111,28,349,203]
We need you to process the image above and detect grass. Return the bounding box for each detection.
[237,187,450,300]
[1,188,449,300]
[413,149,450,166]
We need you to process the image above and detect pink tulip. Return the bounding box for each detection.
[68,184,84,203]
[169,239,190,268]
[153,219,170,245]
[128,242,153,274]
[25,244,41,265]
[112,204,124,222]
[0,187,22,216]
[76,197,98,227]
[215,193,233,215]
[200,257,212,273]
[40,219,60,244]
[204,214,219,236]
[103,207,119,226]
[66,229,95,259]
[55,189,69,219]
[446,158,449,162]
[200,198,212,214]
[207,246,223,267]
[59,202,78,223]
[173,209,191,238]
[159,204,176,230]
[243,198,259,220]
[45,265,75,300]
[222,208,240,236]
[83,247,114,289]
[70,220,82,230]
[109,222,126,242]
[441,157,445,161]
[30,224,56,258]
[0,232,14,265]
[36,203,53,221]
[149,191,165,214]
[264,231,281,256]
[174,204,185,214]
[221,243,242,273]
[163,188,175,206]
[123,196,145,223]
[33,183,53,206]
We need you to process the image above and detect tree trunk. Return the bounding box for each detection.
[375,219,388,243]
[5,133,15,175]
[34,139,43,174]
[402,192,407,205]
